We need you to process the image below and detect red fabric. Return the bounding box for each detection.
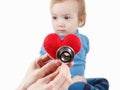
[44,33,82,59]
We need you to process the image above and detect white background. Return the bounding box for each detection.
[0,0,119,90]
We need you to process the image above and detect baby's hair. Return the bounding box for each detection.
[50,0,86,27]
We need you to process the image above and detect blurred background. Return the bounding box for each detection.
[0,0,119,90]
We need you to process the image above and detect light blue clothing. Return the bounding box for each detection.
[40,30,90,77]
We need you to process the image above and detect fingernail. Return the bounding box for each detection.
[54,60,61,66]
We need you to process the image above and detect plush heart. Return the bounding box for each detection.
[43,33,82,59]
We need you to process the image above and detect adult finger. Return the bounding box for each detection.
[27,54,51,71]
[35,60,61,78]
[67,62,74,67]
[36,54,51,68]
[48,63,69,89]
[37,66,60,84]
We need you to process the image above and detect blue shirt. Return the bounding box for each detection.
[40,30,89,77]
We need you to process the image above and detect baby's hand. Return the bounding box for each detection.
[72,75,87,83]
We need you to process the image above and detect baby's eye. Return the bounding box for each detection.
[52,16,57,20]
[64,16,70,20]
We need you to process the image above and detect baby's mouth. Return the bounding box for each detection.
[57,29,66,32]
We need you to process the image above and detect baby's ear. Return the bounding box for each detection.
[78,16,86,27]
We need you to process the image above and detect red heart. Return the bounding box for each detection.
[43,33,81,59]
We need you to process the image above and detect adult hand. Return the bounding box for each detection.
[27,63,72,90]
[17,54,72,90]
[17,54,61,90]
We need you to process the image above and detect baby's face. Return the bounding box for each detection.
[51,0,79,36]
